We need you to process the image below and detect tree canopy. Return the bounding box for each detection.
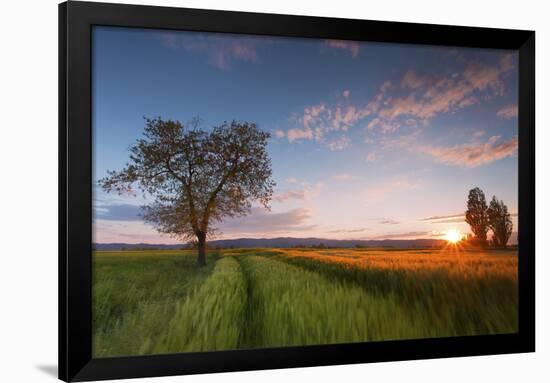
[487,196,513,247]
[465,187,513,248]
[465,187,489,245]
[99,117,275,265]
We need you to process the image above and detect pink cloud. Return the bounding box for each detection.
[367,117,400,133]
[218,207,316,237]
[273,180,323,202]
[367,53,516,133]
[497,104,518,119]
[378,219,400,225]
[380,130,422,150]
[302,103,327,129]
[500,53,516,72]
[282,53,516,152]
[401,70,431,89]
[274,129,286,138]
[378,78,476,121]
[370,231,432,240]
[161,33,259,70]
[288,85,386,145]
[331,105,364,131]
[326,228,370,234]
[93,219,182,245]
[283,80,393,146]
[421,211,517,224]
[366,151,377,162]
[287,127,313,142]
[379,81,392,93]
[272,189,307,202]
[463,63,502,93]
[418,136,518,167]
[332,173,359,181]
[458,96,478,108]
[472,130,486,139]
[327,135,351,151]
[420,213,465,223]
[231,42,258,61]
[325,39,360,58]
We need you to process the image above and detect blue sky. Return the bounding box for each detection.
[92,26,518,244]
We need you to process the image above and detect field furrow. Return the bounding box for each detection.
[153,256,248,353]
[237,255,428,347]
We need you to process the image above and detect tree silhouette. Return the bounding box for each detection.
[99,118,275,266]
[487,196,513,247]
[465,187,489,245]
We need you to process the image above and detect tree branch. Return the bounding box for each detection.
[200,162,240,231]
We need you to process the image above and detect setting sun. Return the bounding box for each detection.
[445,229,462,244]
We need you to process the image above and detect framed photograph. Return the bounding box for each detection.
[59,1,535,381]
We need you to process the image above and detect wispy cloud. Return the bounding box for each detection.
[324,39,360,58]
[366,151,377,162]
[161,32,260,70]
[421,213,464,221]
[370,231,432,240]
[286,126,314,142]
[417,136,518,167]
[366,117,400,134]
[281,53,514,149]
[331,173,359,181]
[281,82,389,146]
[326,227,369,234]
[218,207,316,234]
[272,189,308,203]
[93,203,143,221]
[379,130,422,150]
[497,104,518,119]
[274,129,286,138]
[473,130,486,139]
[420,213,465,224]
[401,70,431,89]
[93,219,182,244]
[378,219,400,225]
[366,53,516,134]
[327,135,351,151]
[272,180,323,202]
[300,103,370,139]
[421,212,517,224]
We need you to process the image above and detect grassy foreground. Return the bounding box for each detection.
[92,248,518,357]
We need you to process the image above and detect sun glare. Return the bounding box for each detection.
[445,229,462,244]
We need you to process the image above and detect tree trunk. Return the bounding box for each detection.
[197,232,207,267]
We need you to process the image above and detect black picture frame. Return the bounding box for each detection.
[59,1,535,381]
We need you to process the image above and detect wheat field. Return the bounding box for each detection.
[92,247,517,357]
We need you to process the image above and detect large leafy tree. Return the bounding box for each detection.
[487,196,513,247]
[100,118,275,266]
[465,187,489,245]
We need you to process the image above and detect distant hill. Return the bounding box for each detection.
[93,237,447,251]
[93,243,185,251]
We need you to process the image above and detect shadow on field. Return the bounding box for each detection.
[36,364,57,378]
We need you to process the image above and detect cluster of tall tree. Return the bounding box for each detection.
[100,117,275,266]
[465,187,513,247]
